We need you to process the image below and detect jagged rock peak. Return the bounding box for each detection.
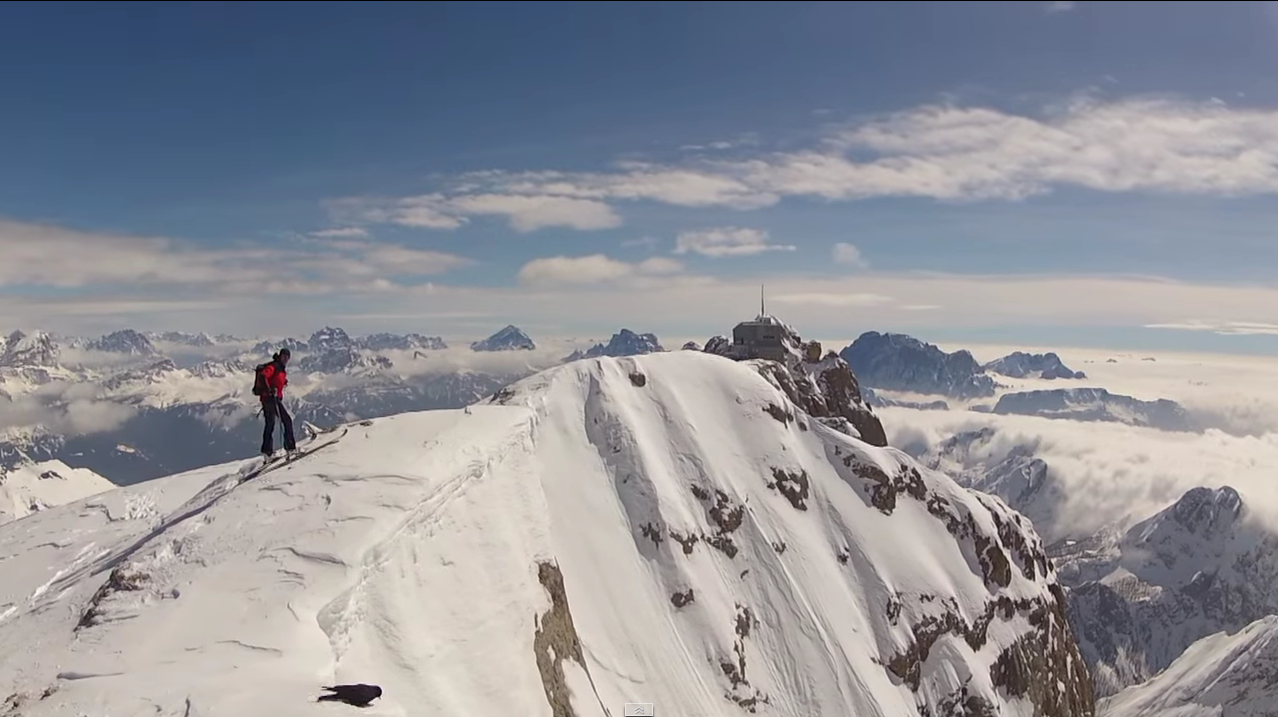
[563,329,664,363]
[840,331,998,399]
[307,327,354,353]
[984,351,1086,380]
[1,330,60,368]
[86,329,158,356]
[471,325,535,352]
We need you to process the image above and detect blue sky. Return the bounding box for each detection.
[4,0,1278,352]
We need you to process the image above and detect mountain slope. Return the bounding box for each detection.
[0,352,1091,716]
[1099,616,1278,717]
[0,459,116,525]
[1051,485,1278,698]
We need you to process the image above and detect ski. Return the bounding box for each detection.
[238,427,350,484]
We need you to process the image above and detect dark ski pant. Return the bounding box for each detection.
[261,397,297,455]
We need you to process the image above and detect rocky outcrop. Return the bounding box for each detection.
[705,317,887,447]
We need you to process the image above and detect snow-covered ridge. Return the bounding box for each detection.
[0,351,1092,716]
[0,459,115,525]
[1099,615,1278,717]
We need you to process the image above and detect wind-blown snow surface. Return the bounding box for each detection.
[0,352,1090,716]
[0,460,115,525]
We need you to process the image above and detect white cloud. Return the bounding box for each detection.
[673,227,796,257]
[518,255,634,286]
[356,245,474,275]
[1145,319,1278,336]
[480,163,779,210]
[447,193,621,232]
[1046,1,1076,13]
[621,236,661,249]
[636,257,685,275]
[398,96,1278,217]
[0,217,473,303]
[327,192,620,233]
[0,389,137,436]
[0,219,268,289]
[879,344,1278,541]
[771,292,894,308]
[516,254,686,288]
[309,227,370,239]
[831,242,868,267]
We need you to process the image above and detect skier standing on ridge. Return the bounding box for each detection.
[253,348,297,458]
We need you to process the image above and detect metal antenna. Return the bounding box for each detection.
[760,284,765,316]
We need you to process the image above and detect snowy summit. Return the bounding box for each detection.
[0,351,1091,716]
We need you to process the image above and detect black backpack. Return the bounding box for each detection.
[251,362,271,396]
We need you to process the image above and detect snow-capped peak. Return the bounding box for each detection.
[145,331,217,347]
[359,332,447,352]
[0,351,1092,717]
[983,351,1086,380]
[1121,486,1245,586]
[0,330,60,368]
[86,329,159,356]
[307,326,354,354]
[470,324,535,351]
[563,328,664,362]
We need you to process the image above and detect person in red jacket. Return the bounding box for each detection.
[258,348,297,457]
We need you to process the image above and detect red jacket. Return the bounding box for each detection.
[260,361,288,400]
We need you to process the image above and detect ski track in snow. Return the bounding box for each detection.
[0,352,1088,716]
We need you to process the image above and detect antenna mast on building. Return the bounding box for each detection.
[760,284,765,317]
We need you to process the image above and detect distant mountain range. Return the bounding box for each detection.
[0,319,893,486]
[0,325,551,485]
